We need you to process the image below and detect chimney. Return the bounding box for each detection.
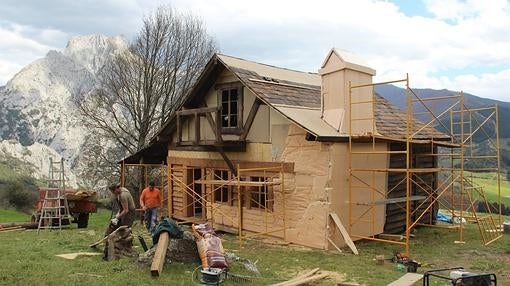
[318,49,376,135]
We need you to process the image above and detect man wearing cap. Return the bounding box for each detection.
[139,181,163,234]
[108,183,136,228]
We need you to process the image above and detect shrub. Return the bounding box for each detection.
[0,178,38,212]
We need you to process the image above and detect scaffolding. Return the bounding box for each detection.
[120,162,168,216]
[348,75,502,255]
[167,163,286,246]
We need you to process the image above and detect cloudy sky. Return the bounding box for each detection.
[1,0,509,101]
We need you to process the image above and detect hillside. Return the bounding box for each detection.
[376,85,510,174]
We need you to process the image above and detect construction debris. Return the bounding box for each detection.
[137,231,200,267]
[387,273,423,286]
[271,268,331,286]
[56,252,102,260]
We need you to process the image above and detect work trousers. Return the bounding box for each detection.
[144,207,158,234]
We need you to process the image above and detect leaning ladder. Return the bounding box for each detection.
[37,158,71,232]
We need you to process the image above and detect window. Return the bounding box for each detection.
[220,86,242,129]
[250,176,272,210]
[214,170,231,203]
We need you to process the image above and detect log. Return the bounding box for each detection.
[151,232,170,276]
[0,227,25,233]
[0,222,38,229]
[0,226,22,231]
[89,226,128,248]
[107,236,115,261]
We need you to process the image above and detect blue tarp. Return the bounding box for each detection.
[436,212,452,224]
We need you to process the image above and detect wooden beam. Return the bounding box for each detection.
[194,112,200,145]
[176,114,181,145]
[214,145,237,175]
[170,142,246,152]
[168,157,294,173]
[329,213,359,255]
[151,232,170,276]
[240,99,261,141]
[177,106,219,116]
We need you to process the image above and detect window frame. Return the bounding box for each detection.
[217,84,243,134]
[248,176,274,211]
[213,169,233,205]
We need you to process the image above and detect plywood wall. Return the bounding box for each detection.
[280,124,331,249]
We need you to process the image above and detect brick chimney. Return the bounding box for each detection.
[318,49,376,135]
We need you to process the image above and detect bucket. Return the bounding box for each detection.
[503,222,510,233]
[376,255,384,265]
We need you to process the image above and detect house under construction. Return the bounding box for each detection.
[122,49,502,254]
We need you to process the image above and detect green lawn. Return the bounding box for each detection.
[0,208,31,223]
[0,208,509,285]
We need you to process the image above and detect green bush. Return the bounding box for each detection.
[0,177,38,212]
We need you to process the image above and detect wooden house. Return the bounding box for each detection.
[126,49,450,250]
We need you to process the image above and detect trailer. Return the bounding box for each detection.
[33,188,98,228]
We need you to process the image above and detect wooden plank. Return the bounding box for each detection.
[151,232,170,276]
[327,237,343,253]
[356,196,427,206]
[177,106,219,116]
[387,273,423,286]
[168,157,294,173]
[270,268,319,286]
[329,213,359,255]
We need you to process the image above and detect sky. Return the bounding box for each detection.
[0,0,509,101]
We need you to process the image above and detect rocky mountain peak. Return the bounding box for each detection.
[63,34,128,74]
[0,34,129,186]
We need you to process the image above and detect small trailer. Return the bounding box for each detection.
[33,188,98,228]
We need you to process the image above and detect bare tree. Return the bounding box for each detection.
[78,6,217,157]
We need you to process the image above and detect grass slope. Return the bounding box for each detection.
[0,208,509,285]
[0,208,31,223]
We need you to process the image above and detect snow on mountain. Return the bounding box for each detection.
[0,34,128,186]
[0,140,78,187]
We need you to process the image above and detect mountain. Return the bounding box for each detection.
[0,140,78,186]
[0,34,127,185]
[0,36,507,185]
[375,85,510,139]
[375,85,510,173]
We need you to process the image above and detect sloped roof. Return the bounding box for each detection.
[150,53,449,145]
[217,54,447,140]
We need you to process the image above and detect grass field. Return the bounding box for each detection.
[467,172,510,203]
[0,208,509,286]
[0,208,31,223]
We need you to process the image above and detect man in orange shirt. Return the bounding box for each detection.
[139,181,162,234]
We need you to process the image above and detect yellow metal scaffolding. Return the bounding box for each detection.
[167,163,286,246]
[348,75,502,255]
